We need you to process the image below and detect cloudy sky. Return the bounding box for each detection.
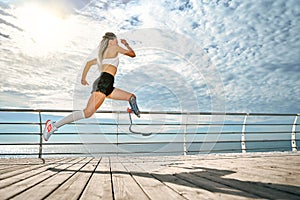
[0,0,299,114]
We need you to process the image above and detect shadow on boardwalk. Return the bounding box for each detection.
[49,165,300,199]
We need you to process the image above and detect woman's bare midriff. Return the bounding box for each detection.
[102,65,117,76]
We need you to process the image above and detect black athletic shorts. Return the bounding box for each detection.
[91,72,115,96]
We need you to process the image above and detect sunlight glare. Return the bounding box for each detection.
[15,3,76,57]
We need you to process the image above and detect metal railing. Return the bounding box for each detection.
[0,108,299,158]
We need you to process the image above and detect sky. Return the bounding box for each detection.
[0,0,299,114]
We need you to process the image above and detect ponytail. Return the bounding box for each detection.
[98,32,116,64]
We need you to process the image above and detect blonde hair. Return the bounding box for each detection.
[98,32,116,63]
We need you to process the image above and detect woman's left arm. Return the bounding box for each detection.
[81,58,97,85]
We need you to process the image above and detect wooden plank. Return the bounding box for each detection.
[179,155,300,186]
[176,169,259,199]
[0,157,86,199]
[0,158,67,180]
[166,154,299,176]
[0,153,298,200]
[10,157,92,200]
[191,156,300,197]
[120,157,186,200]
[160,154,300,199]
[79,157,113,200]
[225,154,297,169]
[129,157,258,200]
[0,158,74,189]
[197,154,300,172]
[228,163,300,185]
[110,157,149,200]
[43,158,99,200]
[193,169,300,199]
[0,158,59,174]
[0,165,32,175]
[124,157,216,200]
[0,158,43,164]
[152,172,218,200]
[0,163,39,171]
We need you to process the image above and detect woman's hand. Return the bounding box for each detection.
[81,79,89,86]
[118,39,136,57]
[81,58,96,86]
[120,39,128,46]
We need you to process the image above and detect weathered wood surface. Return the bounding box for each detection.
[0,152,299,200]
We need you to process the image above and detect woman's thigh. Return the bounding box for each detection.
[84,92,106,117]
[107,88,133,101]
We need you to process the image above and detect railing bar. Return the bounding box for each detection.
[57,123,300,126]
[39,151,187,154]
[244,147,292,151]
[1,131,297,136]
[0,147,293,156]
[0,146,293,156]
[91,131,296,134]
[0,143,46,145]
[0,132,296,136]
[244,139,296,142]
[188,150,242,153]
[176,131,296,134]
[0,153,42,156]
[0,108,298,116]
[1,122,298,126]
[1,139,294,146]
[188,147,291,152]
[0,123,42,125]
[0,133,41,135]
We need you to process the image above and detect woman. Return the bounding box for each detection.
[43,32,140,141]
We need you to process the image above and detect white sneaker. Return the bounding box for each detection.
[43,120,57,141]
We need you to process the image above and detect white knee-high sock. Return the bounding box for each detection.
[54,110,85,129]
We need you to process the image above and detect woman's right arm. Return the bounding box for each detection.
[81,58,97,85]
[118,39,136,57]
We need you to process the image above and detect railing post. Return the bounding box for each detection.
[116,111,119,156]
[38,111,43,159]
[292,115,298,152]
[241,114,248,153]
[183,114,188,156]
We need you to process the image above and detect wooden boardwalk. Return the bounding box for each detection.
[0,152,299,200]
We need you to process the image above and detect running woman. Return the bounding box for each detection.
[43,32,141,141]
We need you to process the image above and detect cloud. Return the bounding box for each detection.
[0,0,299,114]
[0,18,23,31]
[181,0,300,113]
[0,32,9,38]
